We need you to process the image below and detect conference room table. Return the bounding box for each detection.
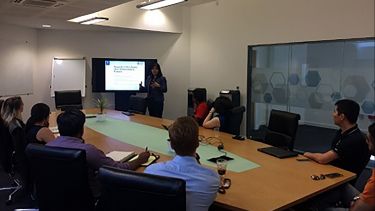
[50,109,355,211]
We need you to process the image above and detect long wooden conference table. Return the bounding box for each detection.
[50,109,355,211]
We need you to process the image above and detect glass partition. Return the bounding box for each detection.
[247,38,375,136]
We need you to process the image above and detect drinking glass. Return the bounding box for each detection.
[214,127,220,138]
[216,158,228,187]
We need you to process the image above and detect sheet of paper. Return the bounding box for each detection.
[129,154,158,166]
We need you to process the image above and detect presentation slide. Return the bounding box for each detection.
[105,60,145,91]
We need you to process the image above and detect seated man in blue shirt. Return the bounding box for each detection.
[145,116,220,211]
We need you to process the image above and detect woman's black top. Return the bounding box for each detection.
[145,75,167,101]
[25,125,46,145]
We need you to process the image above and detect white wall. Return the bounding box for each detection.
[0,14,190,120]
[190,0,375,133]
[36,28,189,120]
[0,23,37,120]
[0,24,36,97]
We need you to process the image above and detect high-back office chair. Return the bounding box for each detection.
[226,106,246,135]
[97,166,186,211]
[54,90,83,111]
[10,121,31,187]
[0,121,23,205]
[128,95,147,114]
[25,144,94,211]
[264,109,301,150]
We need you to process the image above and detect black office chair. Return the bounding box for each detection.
[263,109,301,151]
[0,121,23,205]
[225,106,246,135]
[54,90,83,111]
[96,166,186,211]
[128,95,147,114]
[25,144,94,211]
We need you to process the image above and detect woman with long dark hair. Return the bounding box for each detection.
[25,103,55,144]
[203,96,233,132]
[141,62,167,118]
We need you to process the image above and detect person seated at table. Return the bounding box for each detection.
[203,96,233,133]
[25,103,55,145]
[192,89,209,126]
[304,99,370,179]
[1,96,26,152]
[1,96,31,192]
[47,109,150,197]
[308,122,375,211]
[145,116,220,211]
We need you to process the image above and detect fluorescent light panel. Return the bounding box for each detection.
[80,17,109,25]
[137,0,187,10]
[69,14,97,23]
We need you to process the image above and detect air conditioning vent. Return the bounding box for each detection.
[11,0,65,8]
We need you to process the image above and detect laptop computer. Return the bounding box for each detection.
[257,146,298,159]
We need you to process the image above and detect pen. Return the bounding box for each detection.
[296,158,310,161]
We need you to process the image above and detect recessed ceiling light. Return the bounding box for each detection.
[80,17,109,25]
[69,14,96,23]
[137,0,187,10]
[68,14,109,25]
[42,24,51,28]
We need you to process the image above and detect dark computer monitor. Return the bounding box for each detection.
[54,90,83,111]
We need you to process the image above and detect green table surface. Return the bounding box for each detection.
[85,117,259,172]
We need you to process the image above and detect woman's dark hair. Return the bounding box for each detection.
[151,62,163,78]
[192,89,206,104]
[213,96,233,114]
[25,103,50,132]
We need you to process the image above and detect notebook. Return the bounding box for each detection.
[257,147,298,159]
[106,151,136,162]
[128,154,160,166]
